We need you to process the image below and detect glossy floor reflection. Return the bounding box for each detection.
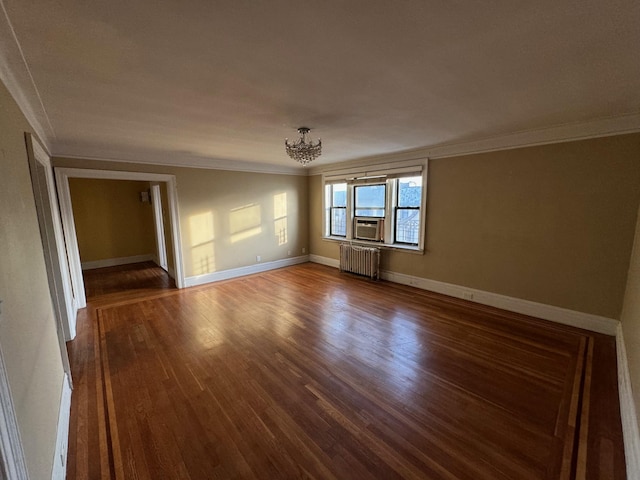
[67,262,626,480]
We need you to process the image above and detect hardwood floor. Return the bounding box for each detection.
[66,262,626,479]
[83,261,176,300]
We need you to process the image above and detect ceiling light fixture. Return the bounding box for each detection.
[285,127,322,166]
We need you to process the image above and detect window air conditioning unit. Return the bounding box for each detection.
[354,218,383,241]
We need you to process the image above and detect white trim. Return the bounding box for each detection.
[56,113,640,176]
[0,340,29,480]
[28,136,77,340]
[51,374,71,480]
[54,167,176,183]
[54,168,186,309]
[381,269,618,335]
[54,169,87,309]
[616,324,640,479]
[2,0,639,181]
[81,254,155,271]
[0,0,54,150]
[150,184,168,270]
[321,159,426,181]
[52,150,305,176]
[308,113,640,175]
[322,165,428,252]
[425,113,640,160]
[185,255,309,287]
[309,255,619,335]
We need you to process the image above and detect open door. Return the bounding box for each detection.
[25,134,75,383]
[151,183,168,271]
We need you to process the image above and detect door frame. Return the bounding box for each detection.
[54,168,185,309]
[150,183,168,272]
[0,343,28,480]
[25,134,77,342]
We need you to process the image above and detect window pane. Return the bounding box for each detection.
[398,176,422,207]
[355,184,385,218]
[396,209,420,244]
[331,207,346,236]
[355,184,385,208]
[332,183,347,207]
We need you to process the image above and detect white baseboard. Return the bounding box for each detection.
[185,255,310,288]
[52,374,72,480]
[310,255,636,473]
[309,255,619,335]
[616,324,640,479]
[81,254,154,270]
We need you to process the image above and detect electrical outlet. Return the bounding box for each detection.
[463,292,474,300]
[302,247,306,254]
[287,250,291,256]
[256,255,261,262]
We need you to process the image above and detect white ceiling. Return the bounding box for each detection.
[1,0,639,172]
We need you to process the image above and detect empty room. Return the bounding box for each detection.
[1,1,640,479]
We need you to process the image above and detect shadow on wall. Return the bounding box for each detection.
[188,191,290,276]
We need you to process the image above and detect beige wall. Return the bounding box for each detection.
[10,79,640,465]
[53,158,310,279]
[621,202,640,433]
[0,80,65,477]
[69,178,156,262]
[311,133,640,320]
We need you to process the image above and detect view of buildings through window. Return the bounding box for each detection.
[355,184,386,217]
[330,183,346,236]
[326,175,422,245]
[396,176,422,244]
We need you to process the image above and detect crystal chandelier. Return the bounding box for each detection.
[285,127,322,166]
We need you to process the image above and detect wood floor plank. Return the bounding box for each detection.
[66,262,627,479]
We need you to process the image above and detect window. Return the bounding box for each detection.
[395,176,421,245]
[325,183,347,237]
[323,164,426,250]
[355,184,386,218]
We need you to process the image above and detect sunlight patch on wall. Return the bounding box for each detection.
[230,203,262,244]
[189,211,216,275]
[273,192,288,246]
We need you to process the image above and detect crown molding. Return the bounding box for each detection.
[425,112,640,159]
[308,112,640,175]
[55,112,640,178]
[0,0,54,150]
[53,149,306,176]
[3,0,637,179]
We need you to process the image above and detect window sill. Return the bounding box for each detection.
[322,236,424,254]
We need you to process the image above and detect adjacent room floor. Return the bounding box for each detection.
[66,262,626,479]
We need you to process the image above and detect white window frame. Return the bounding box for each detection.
[325,182,348,238]
[322,160,427,252]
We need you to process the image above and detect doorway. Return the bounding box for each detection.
[54,168,185,313]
